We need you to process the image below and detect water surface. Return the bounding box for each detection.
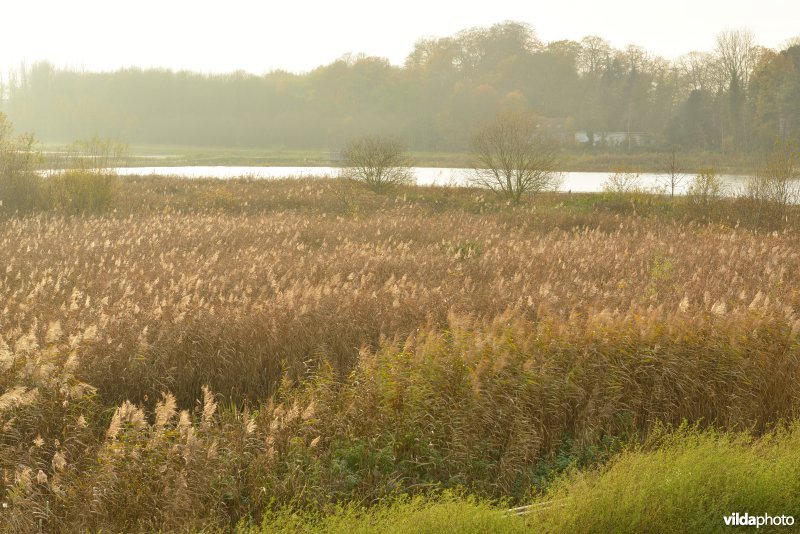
[115,166,749,195]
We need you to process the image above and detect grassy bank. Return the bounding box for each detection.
[527,424,800,533]
[38,143,763,174]
[254,425,800,533]
[1,178,798,531]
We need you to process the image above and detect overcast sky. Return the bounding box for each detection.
[1,0,798,76]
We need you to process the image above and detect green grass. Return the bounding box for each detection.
[252,425,800,533]
[40,143,339,167]
[251,493,530,534]
[529,424,800,533]
[558,149,759,174]
[36,143,762,173]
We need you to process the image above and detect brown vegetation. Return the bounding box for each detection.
[1,177,799,531]
[471,112,560,202]
[339,135,414,191]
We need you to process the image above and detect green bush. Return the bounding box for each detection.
[39,135,127,214]
[0,113,41,213]
[42,171,119,214]
[1,121,124,215]
[686,167,725,205]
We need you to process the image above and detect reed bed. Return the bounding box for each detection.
[0,178,799,531]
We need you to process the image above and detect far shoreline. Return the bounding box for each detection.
[38,143,763,176]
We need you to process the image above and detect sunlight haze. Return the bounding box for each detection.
[2,0,799,75]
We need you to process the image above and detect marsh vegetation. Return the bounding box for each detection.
[0,169,799,531]
[1,18,800,532]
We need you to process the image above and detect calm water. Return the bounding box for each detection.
[115,166,749,195]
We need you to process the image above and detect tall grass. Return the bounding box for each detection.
[2,190,798,405]
[253,424,800,533]
[255,492,531,534]
[529,423,800,533]
[1,177,799,531]
[2,313,798,531]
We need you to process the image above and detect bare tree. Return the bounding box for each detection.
[339,135,414,191]
[677,51,716,92]
[660,145,686,198]
[715,29,757,89]
[783,36,800,49]
[762,142,800,206]
[715,29,758,151]
[744,142,799,212]
[578,36,611,76]
[470,112,560,203]
[620,44,650,74]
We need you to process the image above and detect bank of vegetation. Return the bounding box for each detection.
[1,153,799,530]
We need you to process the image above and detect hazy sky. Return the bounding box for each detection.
[2,0,799,76]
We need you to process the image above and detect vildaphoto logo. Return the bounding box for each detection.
[724,513,795,528]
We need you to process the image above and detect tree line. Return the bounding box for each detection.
[1,22,798,153]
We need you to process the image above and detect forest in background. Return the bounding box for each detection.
[1,22,799,155]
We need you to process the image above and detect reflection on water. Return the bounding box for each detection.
[114,166,749,195]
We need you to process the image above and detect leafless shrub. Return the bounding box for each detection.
[339,135,414,191]
[470,112,560,203]
[742,142,799,217]
[660,145,687,198]
[602,170,642,194]
[687,167,726,204]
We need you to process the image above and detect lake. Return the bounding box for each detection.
[114,166,750,195]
